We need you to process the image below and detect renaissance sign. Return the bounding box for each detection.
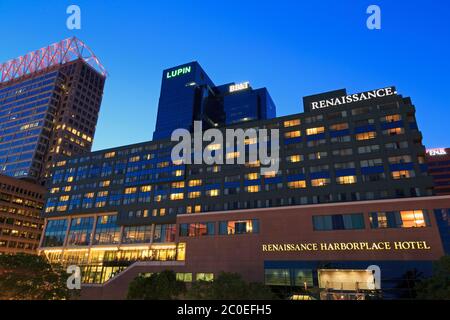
[262,241,431,252]
[310,87,397,111]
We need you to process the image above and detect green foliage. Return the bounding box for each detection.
[185,280,213,300]
[0,253,72,300]
[415,256,450,300]
[127,270,186,300]
[127,271,276,300]
[186,272,277,300]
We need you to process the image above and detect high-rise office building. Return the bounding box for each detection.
[0,174,45,254]
[0,37,106,184]
[153,62,276,140]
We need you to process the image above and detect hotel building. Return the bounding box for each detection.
[38,62,449,299]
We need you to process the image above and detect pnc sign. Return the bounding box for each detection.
[166,66,192,79]
[311,87,397,111]
[427,148,447,156]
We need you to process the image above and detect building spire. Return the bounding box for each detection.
[0,37,107,83]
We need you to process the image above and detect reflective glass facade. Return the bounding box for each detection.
[0,58,105,183]
[153,62,277,140]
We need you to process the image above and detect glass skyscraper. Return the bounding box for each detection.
[0,37,106,183]
[153,61,277,140]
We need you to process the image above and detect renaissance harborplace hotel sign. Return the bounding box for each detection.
[262,241,431,253]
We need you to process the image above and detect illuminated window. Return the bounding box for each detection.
[125,187,137,194]
[392,170,414,179]
[207,143,222,151]
[383,128,404,136]
[285,130,301,138]
[384,114,401,122]
[288,155,303,163]
[306,127,325,135]
[288,180,306,189]
[330,123,349,131]
[284,119,301,127]
[154,195,163,202]
[56,161,67,167]
[50,188,60,194]
[45,207,55,213]
[196,273,214,282]
[336,176,357,185]
[194,205,201,213]
[57,205,68,212]
[104,152,116,159]
[176,273,193,282]
[84,192,95,199]
[226,151,240,160]
[99,180,110,187]
[206,189,220,197]
[97,191,108,197]
[401,210,427,228]
[172,182,185,189]
[188,180,202,187]
[311,178,330,187]
[246,172,259,180]
[129,156,140,163]
[263,171,277,178]
[189,192,201,199]
[288,181,306,189]
[244,137,258,145]
[174,170,184,177]
[370,210,429,229]
[141,185,152,192]
[356,131,376,141]
[63,186,72,192]
[170,193,184,200]
[245,185,260,193]
[95,201,106,208]
[157,161,170,168]
[67,176,74,182]
[219,219,259,235]
[245,160,260,168]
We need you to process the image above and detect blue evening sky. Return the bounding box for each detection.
[0,1,449,150]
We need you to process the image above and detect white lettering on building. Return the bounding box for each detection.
[427,148,447,156]
[310,87,397,111]
[229,81,250,93]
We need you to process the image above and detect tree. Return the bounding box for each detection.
[0,253,72,300]
[186,272,277,300]
[395,269,424,299]
[415,256,450,300]
[127,270,186,300]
